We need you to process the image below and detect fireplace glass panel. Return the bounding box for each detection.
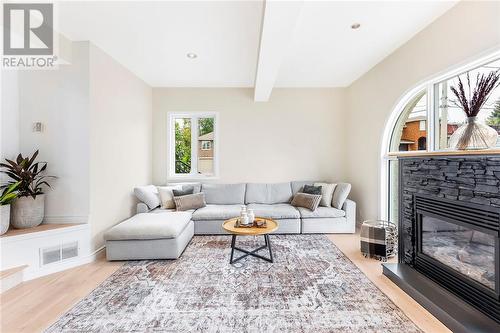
[421,216,496,290]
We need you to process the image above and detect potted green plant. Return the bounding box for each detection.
[449,70,500,150]
[0,182,20,235]
[0,151,55,229]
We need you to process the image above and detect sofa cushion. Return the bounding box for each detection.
[103,212,192,241]
[314,182,337,207]
[192,204,242,221]
[134,185,160,209]
[201,183,246,205]
[247,203,300,219]
[173,187,194,197]
[157,185,182,209]
[245,183,293,204]
[297,206,346,218]
[291,193,322,211]
[174,193,206,211]
[332,183,351,209]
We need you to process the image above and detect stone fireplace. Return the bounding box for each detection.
[383,153,500,333]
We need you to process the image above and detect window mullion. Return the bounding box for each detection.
[427,84,436,152]
[191,117,198,175]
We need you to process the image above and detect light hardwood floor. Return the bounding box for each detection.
[1,234,450,333]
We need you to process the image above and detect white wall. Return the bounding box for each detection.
[89,44,152,250]
[1,40,152,252]
[346,0,500,222]
[14,41,91,223]
[1,71,19,162]
[153,88,347,185]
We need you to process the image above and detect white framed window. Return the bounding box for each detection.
[201,141,212,150]
[167,112,218,179]
[380,51,500,222]
[419,120,426,131]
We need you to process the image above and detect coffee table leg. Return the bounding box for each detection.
[230,235,237,264]
[230,234,274,264]
[265,234,273,263]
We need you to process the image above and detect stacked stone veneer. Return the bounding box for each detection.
[399,155,500,264]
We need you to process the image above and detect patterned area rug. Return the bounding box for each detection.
[46,235,421,332]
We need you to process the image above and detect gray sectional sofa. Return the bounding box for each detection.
[105,181,355,261]
[138,181,355,234]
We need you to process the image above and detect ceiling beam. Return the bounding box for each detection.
[254,0,303,102]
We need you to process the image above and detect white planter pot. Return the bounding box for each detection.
[11,195,45,229]
[0,204,10,235]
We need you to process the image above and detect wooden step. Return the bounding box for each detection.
[1,265,28,293]
[1,224,80,238]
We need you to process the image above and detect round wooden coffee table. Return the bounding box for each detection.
[222,217,278,264]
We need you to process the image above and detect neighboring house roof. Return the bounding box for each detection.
[198,132,214,141]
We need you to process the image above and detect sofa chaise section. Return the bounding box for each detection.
[104,212,194,260]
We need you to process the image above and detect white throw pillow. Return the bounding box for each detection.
[134,185,160,210]
[331,183,352,209]
[157,185,183,209]
[314,182,336,207]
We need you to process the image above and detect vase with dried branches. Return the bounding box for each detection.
[448,70,500,150]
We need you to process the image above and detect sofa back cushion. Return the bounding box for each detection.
[245,182,293,204]
[201,183,246,205]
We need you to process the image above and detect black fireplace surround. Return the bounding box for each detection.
[396,155,500,327]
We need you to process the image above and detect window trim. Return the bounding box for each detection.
[380,49,500,220]
[167,112,219,180]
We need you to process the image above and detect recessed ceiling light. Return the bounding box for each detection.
[186,53,198,59]
[351,23,361,30]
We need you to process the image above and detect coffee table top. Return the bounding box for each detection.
[222,217,278,235]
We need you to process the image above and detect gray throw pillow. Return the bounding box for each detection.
[291,193,322,211]
[331,183,351,209]
[302,185,322,195]
[173,193,206,211]
[173,187,194,197]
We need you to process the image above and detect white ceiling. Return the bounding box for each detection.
[57,1,457,93]
[276,1,457,87]
[58,1,263,87]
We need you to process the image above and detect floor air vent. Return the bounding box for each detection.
[40,242,79,266]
